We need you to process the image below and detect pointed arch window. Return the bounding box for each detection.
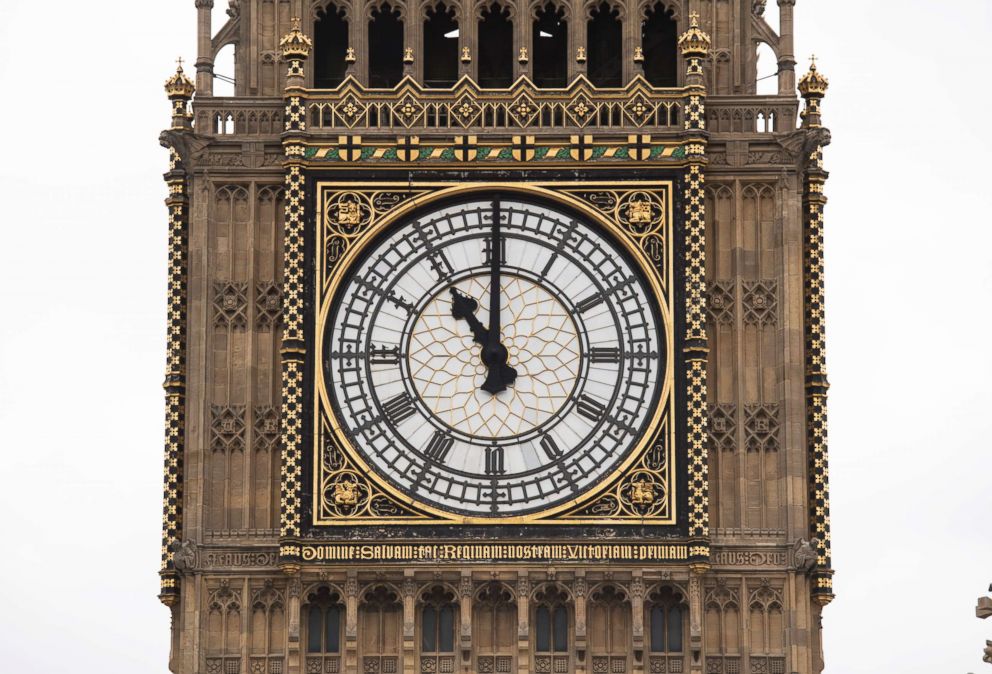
[359,586,402,673]
[478,3,514,88]
[369,3,404,87]
[587,2,622,87]
[474,582,516,673]
[588,585,630,673]
[305,586,343,655]
[532,3,568,87]
[648,587,685,656]
[314,4,349,88]
[420,586,456,653]
[533,586,570,672]
[424,3,459,87]
[642,3,678,87]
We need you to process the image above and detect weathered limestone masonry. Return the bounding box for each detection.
[157,2,834,673]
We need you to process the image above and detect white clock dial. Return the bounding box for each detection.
[324,197,665,516]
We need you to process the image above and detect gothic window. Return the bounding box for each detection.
[369,3,404,87]
[704,583,741,672]
[532,3,568,87]
[533,586,570,673]
[586,2,622,87]
[588,585,630,673]
[206,583,243,674]
[420,586,457,674]
[648,587,685,656]
[748,584,784,655]
[359,585,402,673]
[474,582,516,673]
[305,587,343,654]
[478,3,513,87]
[424,3,459,87]
[641,3,678,87]
[314,4,349,88]
[250,582,286,674]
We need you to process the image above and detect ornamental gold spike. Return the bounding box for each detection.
[164,59,195,100]
[280,16,313,59]
[678,11,711,57]
[798,55,829,97]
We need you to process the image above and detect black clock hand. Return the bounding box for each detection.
[449,288,488,344]
[479,197,517,395]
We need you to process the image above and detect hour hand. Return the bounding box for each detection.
[449,288,489,344]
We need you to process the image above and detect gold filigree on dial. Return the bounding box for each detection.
[408,274,581,438]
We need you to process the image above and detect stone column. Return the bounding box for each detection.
[459,573,474,672]
[514,5,528,82]
[573,575,587,674]
[345,573,359,673]
[630,574,645,666]
[277,18,312,576]
[776,0,797,96]
[678,14,712,674]
[195,0,215,95]
[403,575,418,674]
[516,574,531,674]
[677,10,712,575]
[459,4,476,80]
[571,1,587,81]
[287,576,303,674]
[798,58,834,610]
[159,63,195,611]
[405,4,421,81]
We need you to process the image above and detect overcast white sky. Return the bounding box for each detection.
[0,1,990,672]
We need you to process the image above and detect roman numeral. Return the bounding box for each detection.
[370,344,400,365]
[576,293,605,314]
[540,435,562,461]
[424,430,454,463]
[485,446,505,475]
[426,250,454,281]
[483,236,506,265]
[576,394,606,422]
[382,392,416,426]
[589,346,620,364]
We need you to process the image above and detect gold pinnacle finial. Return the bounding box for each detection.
[280,17,313,59]
[679,11,710,57]
[798,55,828,97]
[165,58,195,99]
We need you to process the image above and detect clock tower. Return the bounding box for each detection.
[159,1,834,673]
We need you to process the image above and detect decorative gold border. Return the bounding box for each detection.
[159,145,188,604]
[312,181,677,526]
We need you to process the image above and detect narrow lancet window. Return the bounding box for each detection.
[587,2,622,87]
[424,3,459,87]
[369,3,404,87]
[314,4,349,88]
[533,3,568,87]
[642,3,678,87]
[478,3,514,88]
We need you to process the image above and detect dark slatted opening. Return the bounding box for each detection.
[314,4,349,88]
[587,2,622,87]
[424,3,460,87]
[478,3,514,88]
[533,3,568,88]
[642,2,678,87]
[369,3,404,88]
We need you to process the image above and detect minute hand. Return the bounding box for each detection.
[479,198,517,395]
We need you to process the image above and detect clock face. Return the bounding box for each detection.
[323,197,667,517]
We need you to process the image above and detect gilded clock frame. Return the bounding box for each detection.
[311,180,678,526]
